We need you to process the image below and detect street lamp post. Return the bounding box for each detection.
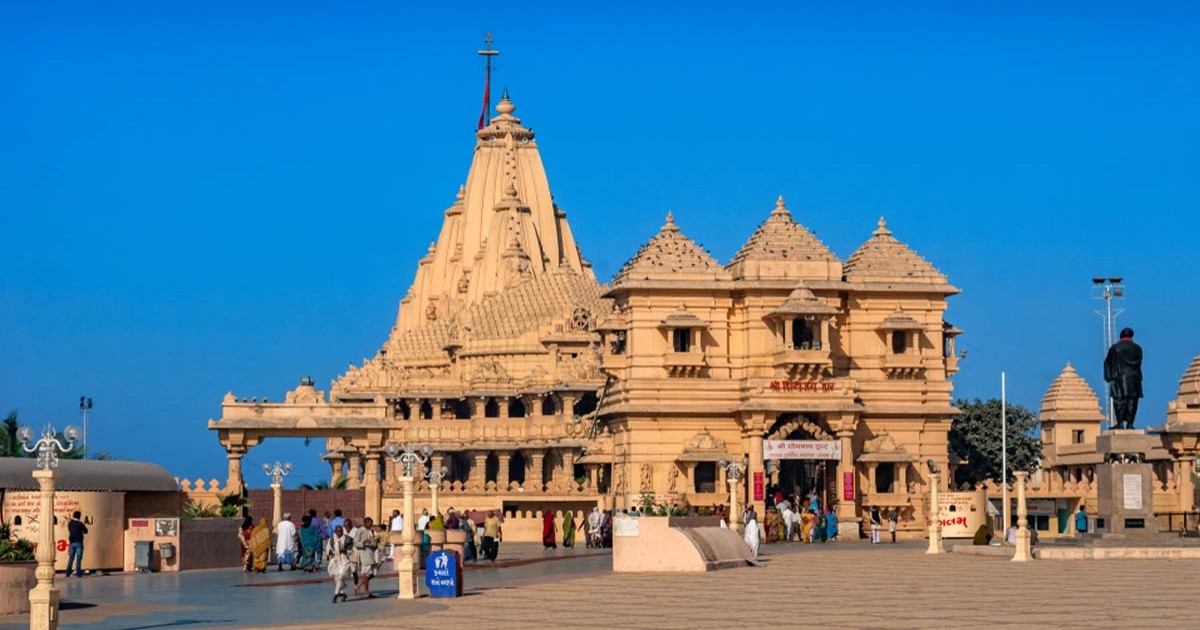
[718,456,749,535]
[263,462,291,526]
[1012,471,1033,562]
[19,424,78,630]
[426,464,448,516]
[78,397,92,460]
[926,460,944,555]
[385,442,431,600]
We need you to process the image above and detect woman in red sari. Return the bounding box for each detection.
[238,516,254,572]
[541,509,557,549]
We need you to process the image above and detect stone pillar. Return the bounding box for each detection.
[748,432,765,517]
[328,457,344,486]
[471,397,487,419]
[685,463,695,493]
[347,451,363,490]
[29,469,60,630]
[562,449,576,490]
[529,450,545,492]
[588,464,599,490]
[926,470,944,554]
[898,462,908,494]
[867,463,878,496]
[1012,471,1032,562]
[561,393,578,419]
[384,455,396,486]
[472,450,487,490]
[396,473,418,599]
[225,450,245,495]
[1176,458,1196,512]
[782,317,792,348]
[496,448,511,489]
[523,395,539,420]
[364,452,382,523]
[271,483,282,526]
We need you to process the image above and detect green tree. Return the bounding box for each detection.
[299,476,348,490]
[1,412,21,458]
[949,398,1042,487]
[216,492,252,518]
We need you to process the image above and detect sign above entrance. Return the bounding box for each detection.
[769,380,836,393]
[763,440,841,461]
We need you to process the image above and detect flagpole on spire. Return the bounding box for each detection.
[477,33,499,130]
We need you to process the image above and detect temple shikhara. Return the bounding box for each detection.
[209,86,966,538]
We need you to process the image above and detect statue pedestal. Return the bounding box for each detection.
[1095,430,1158,537]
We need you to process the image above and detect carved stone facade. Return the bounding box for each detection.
[210,92,963,537]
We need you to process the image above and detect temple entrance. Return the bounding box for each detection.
[767,413,838,509]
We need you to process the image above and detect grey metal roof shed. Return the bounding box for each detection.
[0,459,178,492]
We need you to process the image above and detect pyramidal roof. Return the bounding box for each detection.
[613,213,730,285]
[727,196,842,281]
[1039,362,1104,422]
[843,217,948,285]
[1176,356,1200,401]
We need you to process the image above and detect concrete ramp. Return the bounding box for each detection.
[613,516,753,572]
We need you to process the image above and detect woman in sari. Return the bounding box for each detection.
[238,516,254,572]
[248,517,271,573]
[800,509,814,544]
[825,508,838,542]
[561,511,576,548]
[297,514,321,572]
[541,509,557,549]
[460,514,478,563]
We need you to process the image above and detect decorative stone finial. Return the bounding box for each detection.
[428,242,436,254]
[662,211,679,232]
[873,216,892,237]
[299,375,315,387]
[1065,361,1074,371]
[505,182,519,199]
[496,88,515,115]
[771,195,790,217]
[456,184,465,201]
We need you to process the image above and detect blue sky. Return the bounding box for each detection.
[2,1,1197,486]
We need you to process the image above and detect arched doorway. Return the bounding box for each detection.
[509,451,527,486]
[768,413,836,508]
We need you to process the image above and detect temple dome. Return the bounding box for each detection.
[1039,362,1104,423]
[843,217,948,285]
[1175,356,1200,405]
[727,196,842,281]
[613,213,730,285]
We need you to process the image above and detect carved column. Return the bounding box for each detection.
[472,450,487,490]
[589,464,599,491]
[867,463,878,496]
[471,397,487,419]
[498,452,511,490]
[347,451,363,490]
[562,449,576,490]
[560,393,578,419]
[384,456,396,487]
[364,452,382,523]
[524,395,540,420]
[225,450,245,495]
[685,462,695,493]
[898,462,908,494]
[529,449,545,492]
[748,432,765,517]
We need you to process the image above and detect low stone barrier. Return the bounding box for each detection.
[0,562,35,615]
[613,516,752,572]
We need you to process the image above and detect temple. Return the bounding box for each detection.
[210,90,966,538]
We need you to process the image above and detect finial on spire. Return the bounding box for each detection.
[496,88,514,115]
[771,195,790,217]
[662,211,679,232]
[456,184,466,201]
[873,216,892,237]
[504,182,519,198]
[1065,361,1074,370]
[428,242,436,254]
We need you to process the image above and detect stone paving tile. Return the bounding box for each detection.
[263,542,1200,630]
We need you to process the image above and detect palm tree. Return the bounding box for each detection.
[216,492,251,518]
[300,476,348,490]
[1,412,21,458]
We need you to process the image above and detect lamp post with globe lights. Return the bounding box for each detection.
[263,462,291,526]
[19,424,78,630]
[385,442,431,600]
[718,456,749,535]
[426,464,449,516]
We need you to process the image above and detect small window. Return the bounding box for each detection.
[485,398,500,418]
[672,328,691,353]
[875,463,896,493]
[891,332,907,355]
[1072,430,1085,444]
[792,319,814,350]
[611,331,627,355]
[694,462,717,493]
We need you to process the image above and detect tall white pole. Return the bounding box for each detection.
[1001,372,1009,536]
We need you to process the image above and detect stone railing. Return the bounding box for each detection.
[500,509,587,543]
[178,478,235,508]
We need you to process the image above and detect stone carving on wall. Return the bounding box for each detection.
[614,463,627,495]
[863,431,907,455]
[640,463,654,493]
[554,349,601,383]
[683,428,726,452]
[667,465,680,494]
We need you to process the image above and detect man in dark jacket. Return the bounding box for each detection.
[1104,327,1143,430]
[67,510,87,577]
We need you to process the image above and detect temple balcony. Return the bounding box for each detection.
[661,350,707,377]
[879,353,925,379]
[771,348,833,380]
[944,355,960,376]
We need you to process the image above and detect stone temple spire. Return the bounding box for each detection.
[395,91,594,330]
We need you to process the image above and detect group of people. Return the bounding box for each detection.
[238,509,388,602]
[404,506,503,565]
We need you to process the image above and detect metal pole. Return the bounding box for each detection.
[1001,372,1008,535]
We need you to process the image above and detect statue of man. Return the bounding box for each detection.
[1103,327,1143,430]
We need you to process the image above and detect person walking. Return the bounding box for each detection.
[308,509,324,570]
[869,506,882,544]
[743,506,760,558]
[562,510,577,548]
[324,525,352,603]
[297,514,321,572]
[388,509,404,560]
[541,509,558,550]
[249,517,271,572]
[887,507,898,543]
[350,517,378,598]
[275,513,298,571]
[587,508,602,548]
[482,510,502,562]
[66,511,87,577]
[825,507,839,542]
[238,516,254,572]
[1075,505,1089,535]
[460,513,477,563]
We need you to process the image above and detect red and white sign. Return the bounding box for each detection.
[763,440,842,461]
[752,472,764,501]
[842,472,855,501]
[769,380,836,393]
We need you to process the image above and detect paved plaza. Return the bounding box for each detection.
[5,541,1197,629]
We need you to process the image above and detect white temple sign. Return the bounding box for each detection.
[763,440,841,461]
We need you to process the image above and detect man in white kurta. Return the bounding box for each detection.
[275,513,298,570]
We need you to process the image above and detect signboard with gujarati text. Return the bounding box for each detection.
[753,472,764,501]
[1123,474,1143,510]
[934,492,985,538]
[763,440,842,461]
[769,380,837,393]
[842,472,855,501]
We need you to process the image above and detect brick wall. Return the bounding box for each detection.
[246,489,365,523]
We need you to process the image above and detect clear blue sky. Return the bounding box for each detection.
[3,2,1197,487]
